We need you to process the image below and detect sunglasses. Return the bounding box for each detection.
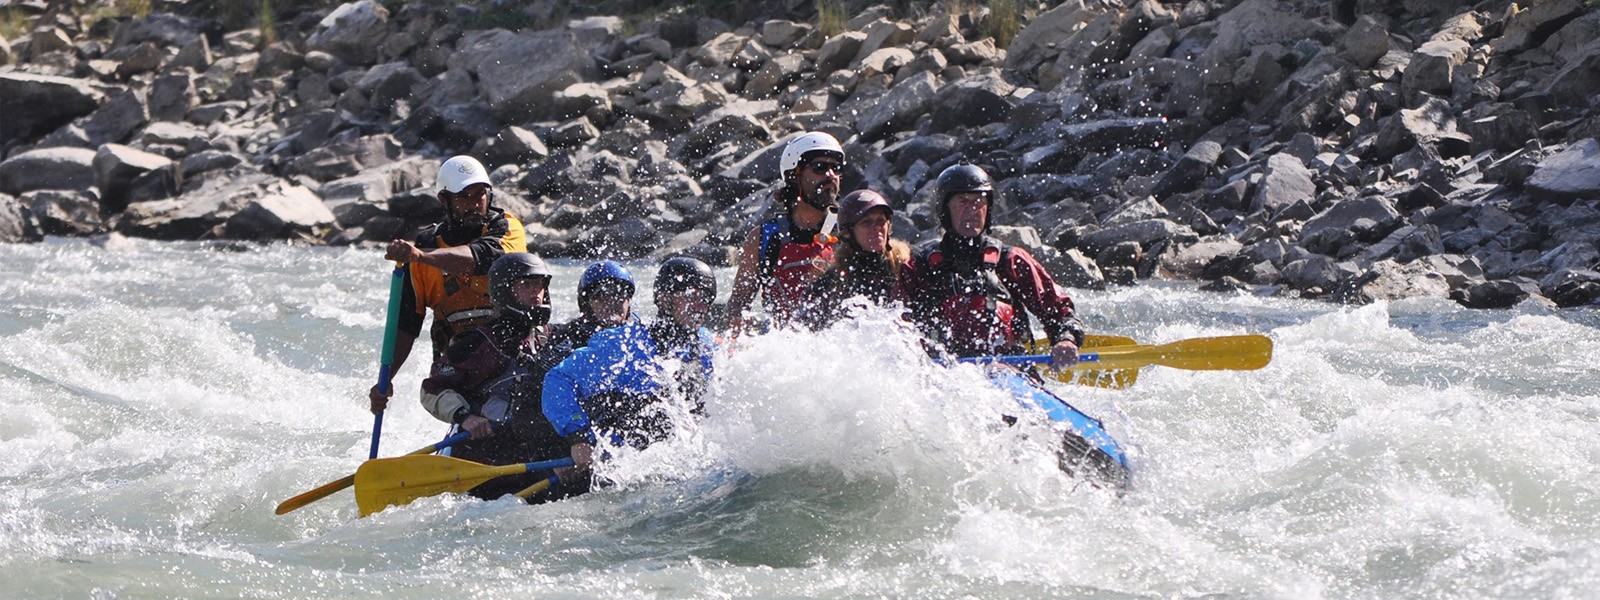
[807,160,844,175]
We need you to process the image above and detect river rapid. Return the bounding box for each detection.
[1,238,1597,599]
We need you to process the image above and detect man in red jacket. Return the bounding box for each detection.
[903,163,1084,367]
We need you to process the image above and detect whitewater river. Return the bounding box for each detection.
[1,237,1597,599]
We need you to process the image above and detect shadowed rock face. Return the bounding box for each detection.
[2,0,1598,309]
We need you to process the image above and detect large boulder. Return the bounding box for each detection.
[930,71,1015,133]
[26,189,105,236]
[451,29,598,122]
[306,0,391,66]
[854,71,939,141]
[0,194,43,243]
[0,147,98,196]
[1252,153,1315,214]
[0,73,105,142]
[94,144,172,213]
[224,185,337,240]
[1527,139,1600,203]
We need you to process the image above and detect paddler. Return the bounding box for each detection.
[541,257,719,496]
[724,131,848,331]
[370,155,528,414]
[417,252,568,501]
[903,163,1085,368]
[798,189,912,331]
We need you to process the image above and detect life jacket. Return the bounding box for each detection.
[580,324,710,449]
[411,214,527,345]
[758,216,834,322]
[915,238,1032,356]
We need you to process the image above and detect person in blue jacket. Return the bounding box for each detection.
[541,256,718,493]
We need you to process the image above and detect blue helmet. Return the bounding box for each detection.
[578,260,635,312]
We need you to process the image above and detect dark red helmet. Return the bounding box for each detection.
[838,189,892,229]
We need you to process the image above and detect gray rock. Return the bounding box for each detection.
[165,35,212,72]
[0,147,98,195]
[1005,1,1100,78]
[451,29,596,122]
[1080,218,1197,255]
[181,150,244,178]
[1402,39,1469,100]
[855,71,938,141]
[135,122,211,155]
[306,0,391,66]
[1338,15,1390,68]
[1253,153,1315,213]
[25,189,104,236]
[1371,95,1454,160]
[356,61,426,110]
[83,89,150,146]
[0,193,43,243]
[287,134,402,182]
[1281,255,1357,295]
[853,19,915,64]
[930,71,1015,133]
[858,47,915,79]
[745,53,808,98]
[225,184,337,240]
[1150,140,1223,197]
[761,20,811,48]
[1063,118,1167,154]
[1527,139,1600,203]
[1158,236,1243,280]
[471,126,549,167]
[1455,279,1541,309]
[0,73,105,142]
[1491,0,1588,54]
[815,31,866,73]
[1299,196,1401,249]
[118,166,275,240]
[94,144,172,212]
[1543,40,1600,106]
[679,112,772,162]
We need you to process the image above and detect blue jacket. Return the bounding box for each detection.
[541,316,715,448]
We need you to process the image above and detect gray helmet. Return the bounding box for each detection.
[654,256,717,301]
[488,252,553,314]
[935,163,994,231]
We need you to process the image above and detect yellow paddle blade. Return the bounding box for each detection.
[275,435,463,516]
[1077,335,1273,371]
[354,455,524,517]
[1030,334,1141,389]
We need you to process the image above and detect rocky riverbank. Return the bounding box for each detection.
[2,0,1598,308]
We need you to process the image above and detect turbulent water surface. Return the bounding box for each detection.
[1,238,1597,599]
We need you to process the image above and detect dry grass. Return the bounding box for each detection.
[981,0,1023,48]
[0,7,31,40]
[815,0,847,37]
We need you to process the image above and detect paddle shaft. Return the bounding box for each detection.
[963,335,1272,371]
[274,431,470,515]
[371,263,405,459]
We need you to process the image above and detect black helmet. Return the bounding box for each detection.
[838,189,893,229]
[488,252,553,313]
[577,259,635,314]
[934,163,994,231]
[654,256,717,301]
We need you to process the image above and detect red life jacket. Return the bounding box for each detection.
[758,217,834,322]
[916,239,1031,356]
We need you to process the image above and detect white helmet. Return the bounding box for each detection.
[437,155,493,194]
[779,131,845,181]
